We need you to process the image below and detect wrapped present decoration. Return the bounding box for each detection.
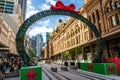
[20,65,42,80]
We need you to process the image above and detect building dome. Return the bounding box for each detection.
[84,0,89,4]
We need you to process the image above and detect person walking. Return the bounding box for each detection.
[1,61,7,80]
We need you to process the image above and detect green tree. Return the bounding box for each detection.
[75,47,83,60]
[63,51,70,61]
[75,47,83,54]
[27,48,35,58]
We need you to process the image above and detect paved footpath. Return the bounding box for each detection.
[5,77,19,80]
[4,69,50,80]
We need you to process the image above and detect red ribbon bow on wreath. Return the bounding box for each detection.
[50,0,79,14]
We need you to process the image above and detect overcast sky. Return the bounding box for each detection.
[26,0,84,42]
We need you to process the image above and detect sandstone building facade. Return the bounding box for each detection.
[43,0,120,63]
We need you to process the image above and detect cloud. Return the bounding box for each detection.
[39,0,56,11]
[45,0,56,5]
[29,27,53,35]
[28,19,53,36]
[59,16,71,21]
[29,27,52,42]
[39,3,50,11]
[28,27,53,42]
[38,19,50,27]
[26,0,39,19]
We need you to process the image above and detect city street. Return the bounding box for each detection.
[4,63,120,80]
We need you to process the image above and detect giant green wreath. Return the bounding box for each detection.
[16,10,103,65]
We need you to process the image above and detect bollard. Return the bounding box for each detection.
[51,67,57,72]
[61,66,68,71]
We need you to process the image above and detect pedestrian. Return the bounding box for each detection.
[10,63,14,72]
[102,54,108,63]
[1,61,7,80]
[17,60,22,70]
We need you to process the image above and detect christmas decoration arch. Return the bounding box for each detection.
[16,10,103,65]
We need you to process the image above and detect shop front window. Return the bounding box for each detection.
[83,46,90,61]
[109,39,120,57]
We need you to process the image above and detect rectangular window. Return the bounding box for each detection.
[79,35,80,43]
[0,3,5,6]
[6,2,14,5]
[5,7,13,11]
[98,23,102,34]
[85,31,88,41]
[111,16,117,27]
[96,10,100,20]
[115,13,120,25]
[73,38,75,45]
[5,10,13,14]
[89,16,91,22]
[76,36,78,44]
[92,13,95,23]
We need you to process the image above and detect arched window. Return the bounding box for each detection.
[71,30,74,37]
[67,33,69,39]
[75,28,77,34]
[96,9,101,34]
[88,16,91,22]
[78,27,80,33]
[96,10,100,20]
[110,1,115,9]
[79,35,81,43]
[115,1,120,8]
[75,25,80,35]
[106,7,111,12]
[73,31,75,36]
[92,13,95,23]
[76,36,78,44]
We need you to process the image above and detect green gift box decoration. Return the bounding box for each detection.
[20,65,42,80]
